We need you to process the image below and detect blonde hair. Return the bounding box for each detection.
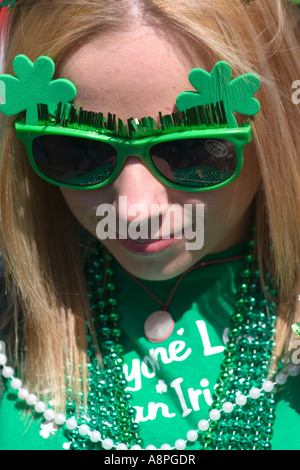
[0,0,300,406]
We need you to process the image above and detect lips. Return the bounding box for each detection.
[117,232,181,254]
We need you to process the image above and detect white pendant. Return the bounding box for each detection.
[144,310,174,343]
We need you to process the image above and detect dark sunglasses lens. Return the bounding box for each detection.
[150,138,237,188]
[32,135,117,186]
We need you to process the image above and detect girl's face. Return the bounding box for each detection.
[60,25,261,281]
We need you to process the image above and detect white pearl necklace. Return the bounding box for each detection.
[1,340,299,450]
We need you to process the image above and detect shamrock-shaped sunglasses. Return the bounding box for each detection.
[0,55,260,192]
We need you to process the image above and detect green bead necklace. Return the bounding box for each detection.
[63,238,281,450]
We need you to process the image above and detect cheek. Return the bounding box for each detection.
[213,142,261,218]
[60,188,108,224]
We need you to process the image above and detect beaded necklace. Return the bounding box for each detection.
[0,239,298,450]
[65,239,280,450]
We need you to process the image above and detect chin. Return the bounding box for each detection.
[103,240,199,281]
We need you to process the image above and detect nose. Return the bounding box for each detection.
[111,156,170,226]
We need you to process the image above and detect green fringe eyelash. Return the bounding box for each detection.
[36,101,229,140]
[0,55,260,131]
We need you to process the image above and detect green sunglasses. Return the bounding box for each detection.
[0,55,261,191]
[15,120,252,192]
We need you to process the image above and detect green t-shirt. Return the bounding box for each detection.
[0,244,300,450]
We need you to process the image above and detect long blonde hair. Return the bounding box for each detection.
[0,0,300,406]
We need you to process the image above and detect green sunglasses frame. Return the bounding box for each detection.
[15,120,252,192]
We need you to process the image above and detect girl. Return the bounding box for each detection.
[0,0,300,451]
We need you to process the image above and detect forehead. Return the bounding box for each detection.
[59,26,201,122]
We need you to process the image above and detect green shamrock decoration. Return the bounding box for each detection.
[0,55,77,125]
[176,61,261,128]
[292,322,300,337]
